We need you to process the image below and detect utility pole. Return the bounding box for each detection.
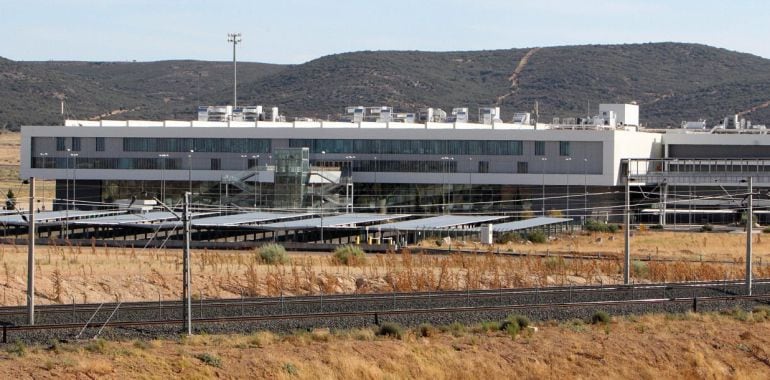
[624,160,631,285]
[746,177,753,296]
[183,192,192,335]
[227,33,242,108]
[27,178,35,325]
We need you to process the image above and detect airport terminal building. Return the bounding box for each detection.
[18,103,770,223]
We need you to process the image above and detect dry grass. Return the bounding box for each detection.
[439,229,770,263]
[0,132,55,211]
[1,312,769,379]
[0,236,767,305]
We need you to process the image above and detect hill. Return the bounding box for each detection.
[237,43,770,126]
[0,59,287,129]
[2,43,770,129]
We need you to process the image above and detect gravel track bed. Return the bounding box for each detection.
[4,296,770,344]
[2,281,766,327]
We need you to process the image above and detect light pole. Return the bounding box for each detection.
[583,157,588,221]
[468,157,473,204]
[252,154,259,208]
[541,157,547,216]
[564,157,572,217]
[345,155,356,213]
[66,149,70,212]
[441,156,453,213]
[227,33,242,108]
[158,153,169,202]
[69,152,79,210]
[38,153,48,211]
[188,150,194,196]
[320,151,325,243]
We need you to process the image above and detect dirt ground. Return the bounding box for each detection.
[0,312,768,379]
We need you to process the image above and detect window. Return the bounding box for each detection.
[478,161,489,173]
[247,158,259,168]
[56,137,66,151]
[517,161,528,173]
[71,137,81,151]
[210,158,221,170]
[534,141,545,156]
[95,137,105,152]
[559,141,571,156]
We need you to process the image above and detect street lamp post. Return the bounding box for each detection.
[320,151,326,243]
[252,155,259,208]
[188,150,194,196]
[583,157,588,221]
[541,157,547,216]
[345,155,356,213]
[70,152,79,210]
[564,157,572,217]
[441,156,453,213]
[38,153,48,211]
[158,154,169,203]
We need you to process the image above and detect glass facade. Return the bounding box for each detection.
[534,141,545,156]
[123,138,271,153]
[289,139,523,155]
[559,141,571,156]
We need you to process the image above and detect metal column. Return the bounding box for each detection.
[27,177,35,325]
[624,165,630,285]
[746,177,753,296]
[183,192,192,335]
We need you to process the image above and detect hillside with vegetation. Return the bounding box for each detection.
[2,42,770,129]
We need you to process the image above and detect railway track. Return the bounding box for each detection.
[1,293,767,344]
[0,279,766,327]
[0,279,767,343]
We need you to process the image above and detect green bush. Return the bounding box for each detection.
[479,321,501,332]
[447,321,466,337]
[649,224,664,230]
[584,220,619,233]
[418,323,437,337]
[333,245,367,266]
[283,362,299,375]
[259,244,288,264]
[196,352,222,368]
[85,338,108,354]
[632,260,649,277]
[700,224,713,232]
[590,311,611,324]
[501,320,520,337]
[762,227,770,234]
[526,230,547,244]
[513,315,531,329]
[377,322,404,339]
[6,340,26,357]
[499,314,530,338]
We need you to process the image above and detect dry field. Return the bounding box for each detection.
[0,311,769,379]
[0,132,55,210]
[0,234,769,305]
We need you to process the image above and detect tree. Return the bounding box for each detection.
[5,189,16,210]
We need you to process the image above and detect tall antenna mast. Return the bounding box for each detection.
[227,33,242,108]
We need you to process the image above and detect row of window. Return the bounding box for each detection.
[123,138,271,153]
[289,139,525,156]
[49,137,572,157]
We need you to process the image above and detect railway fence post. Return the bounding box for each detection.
[569,285,572,303]
[692,297,698,313]
[200,291,203,319]
[72,297,76,323]
[158,294,162,320]
[320,290,324,313]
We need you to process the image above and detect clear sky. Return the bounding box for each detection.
[2,0,769,64]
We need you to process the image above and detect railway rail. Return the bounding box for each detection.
[0,279,768,343]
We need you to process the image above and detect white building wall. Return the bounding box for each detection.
[599,104,639,126]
